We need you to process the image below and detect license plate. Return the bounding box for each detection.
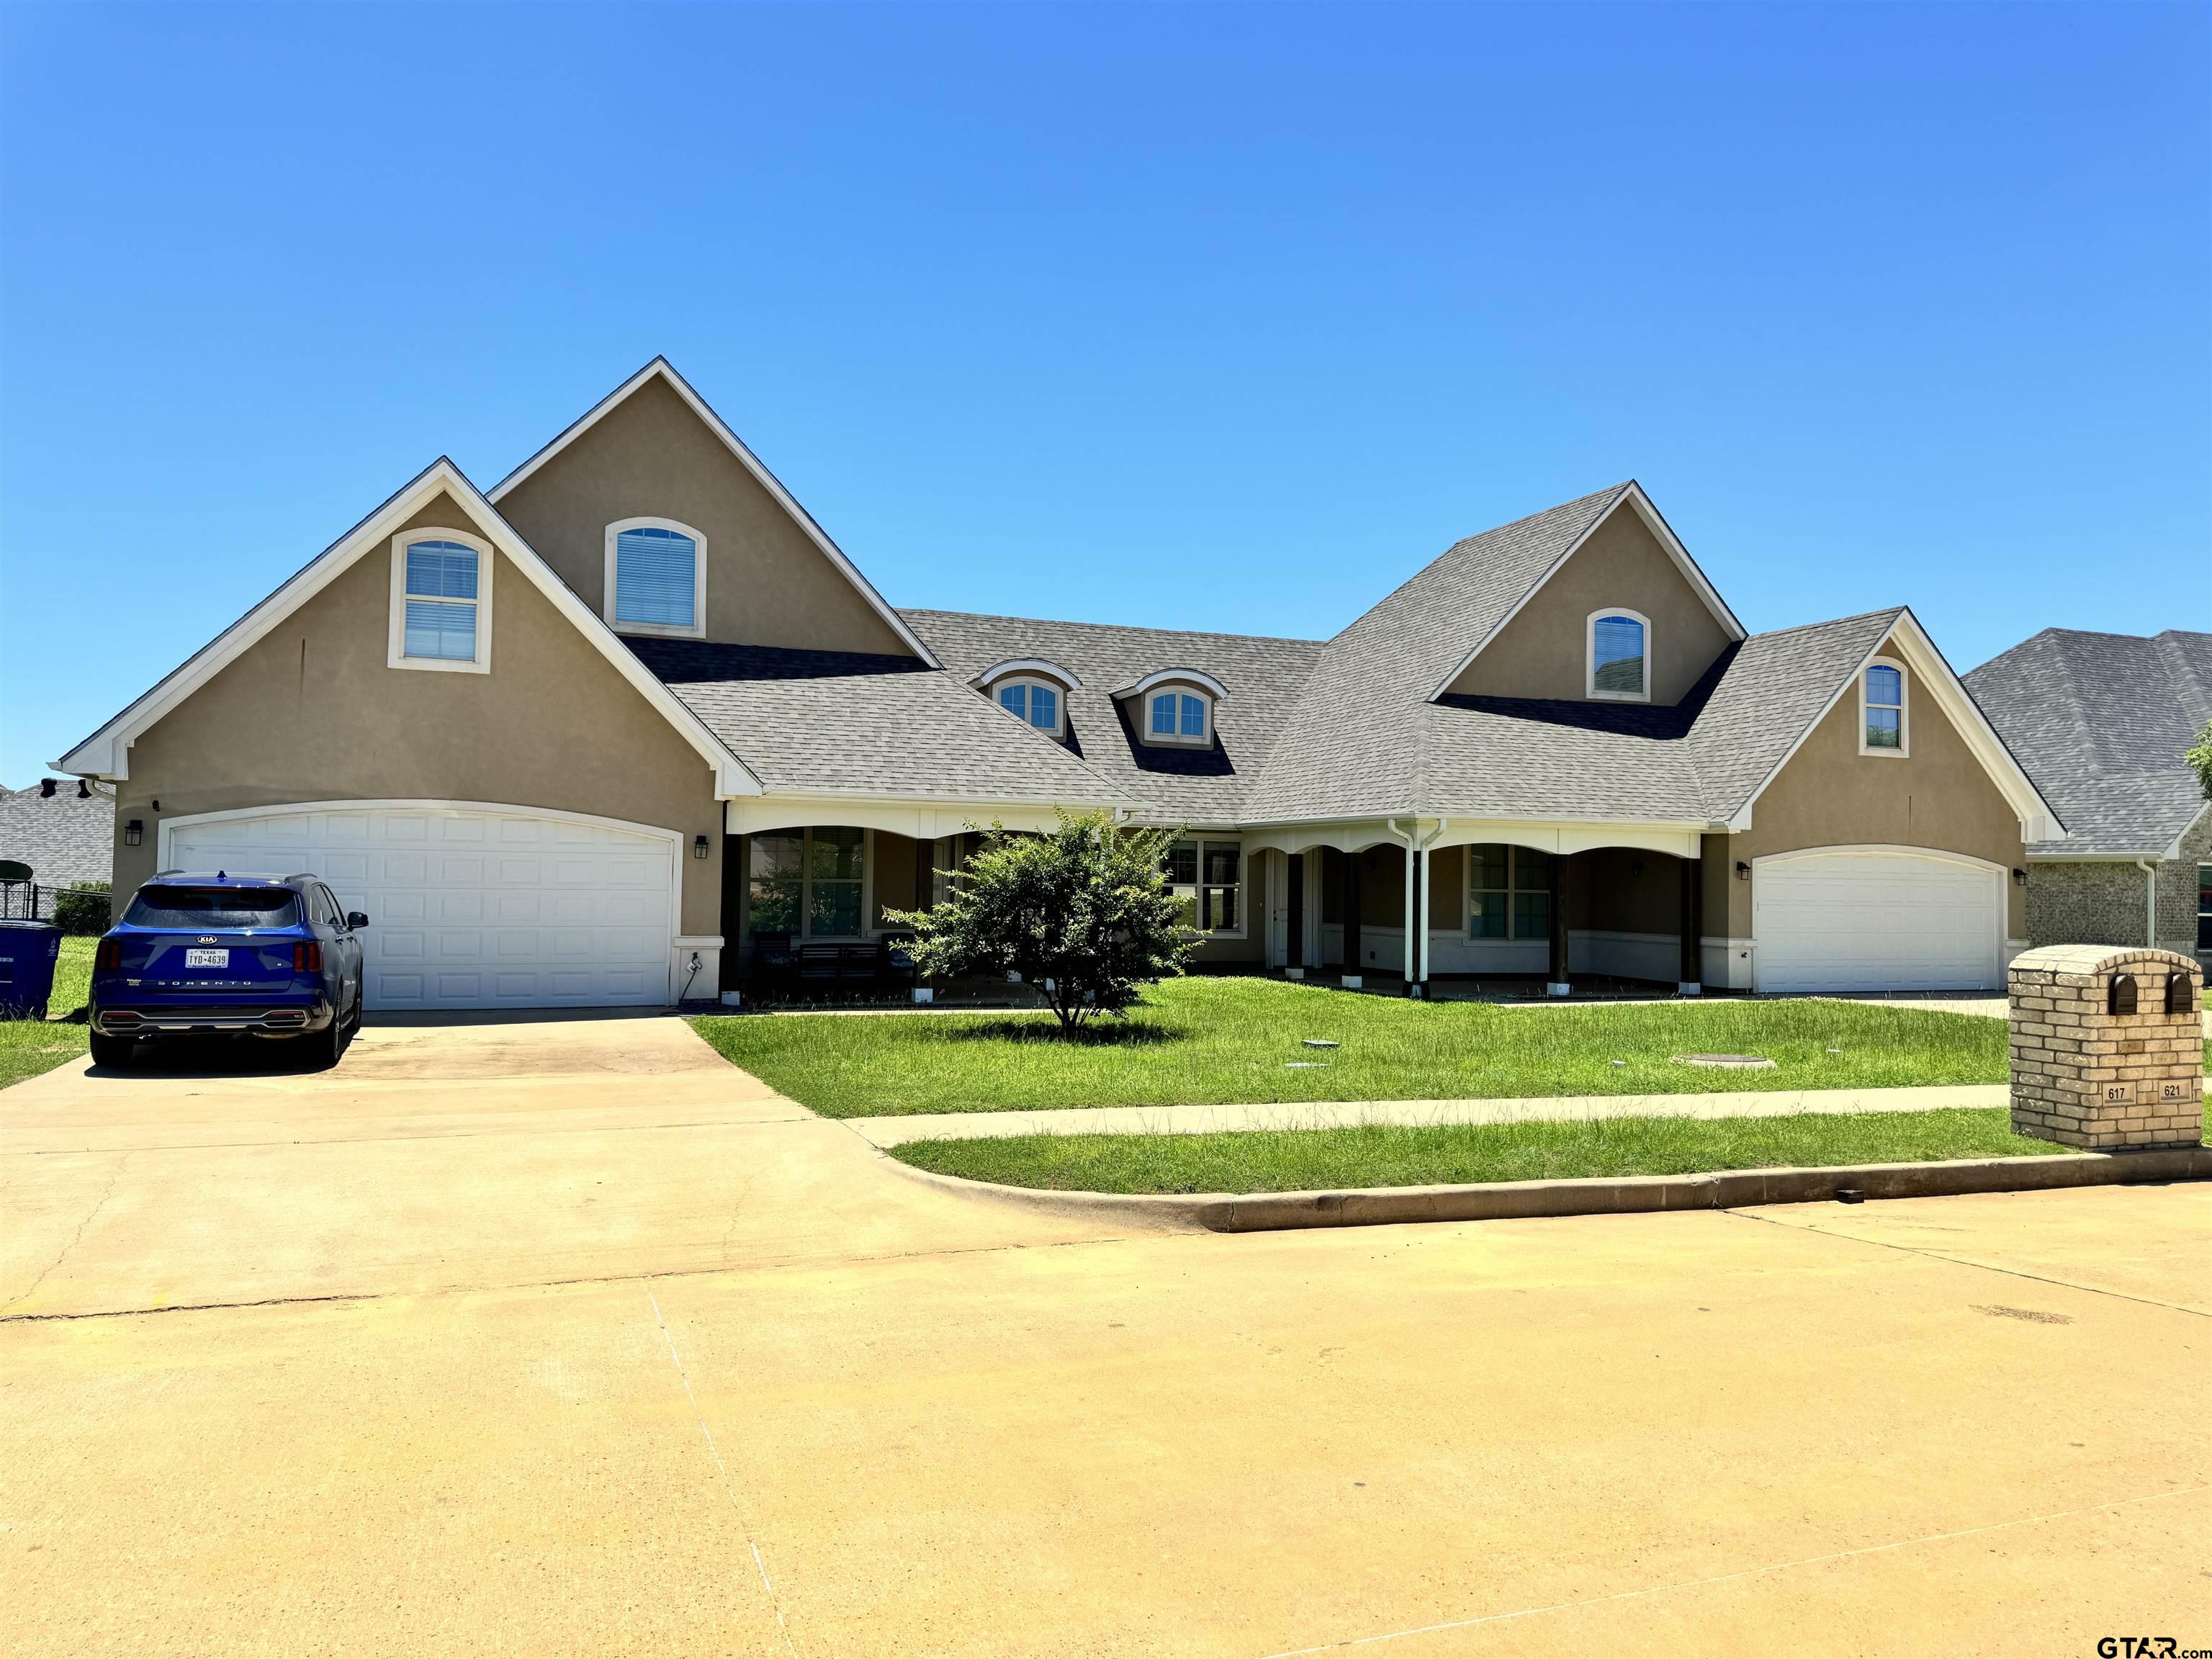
[184,948,229,968]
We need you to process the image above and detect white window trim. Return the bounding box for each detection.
[1144,687,1213,747]
[1858,655,1910,757]
[1585,607,1651,703]
[1465,844,1553,940]
[603,516,708,639]
[1168,835,1245,937]
[990,675,1068,738]
[744,825,873,941]
[387,528,493,675]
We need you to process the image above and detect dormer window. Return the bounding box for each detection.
[604,517,706,638]
[997,678,1061,735]
[1151,691,1207,740]
[1116,667,1228,748]
[1587,609,1648,701]
[1861,657,1908,755]
[974,659,1080,740]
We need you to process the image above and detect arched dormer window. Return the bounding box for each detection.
[974,659,1080,739]
[604,517,706,638]
[1860,656,1908,756]
[1586,608,1649,701]
[1115,667,1228,747]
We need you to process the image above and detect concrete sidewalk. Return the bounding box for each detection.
[842,1082,2010,1146]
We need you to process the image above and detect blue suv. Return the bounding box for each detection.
[90,872,367,1069]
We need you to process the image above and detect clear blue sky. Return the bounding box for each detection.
[3,1,2206,787]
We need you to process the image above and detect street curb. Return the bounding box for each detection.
[881,1145,2212,1234]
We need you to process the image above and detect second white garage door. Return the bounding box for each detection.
[1753,847,2003,994]
[165,804,677,1010]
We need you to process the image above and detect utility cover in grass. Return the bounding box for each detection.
[1672,1053,1777,1069]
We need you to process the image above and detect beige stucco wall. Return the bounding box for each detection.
[495,375,911,657]
[111,493,724,936]
[1714,631,2028,940]
[1447,505,1733,705]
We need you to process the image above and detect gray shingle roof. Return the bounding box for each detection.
[1965,628,2212,856]
[629,640,1125,805]
[1240,485,1635,822]
[629,488,1938,835]
[900,611,1324,824]
[1686,610,1905,819]
[0,783,114,887]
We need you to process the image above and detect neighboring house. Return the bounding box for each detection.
[1966,628,2211,963]
[58,359,2060,1010]
[0,778,114,889]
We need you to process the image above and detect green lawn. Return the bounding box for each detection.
[690,976,2013,1118]
[0,935,94,1090]
[892,1107,2082,1194]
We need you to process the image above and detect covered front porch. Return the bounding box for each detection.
[1242,820,1731,999]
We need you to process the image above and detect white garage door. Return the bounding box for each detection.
[1754,848,2002,994]
[166,804,676,1010]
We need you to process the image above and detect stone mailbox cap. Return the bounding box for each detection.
[2008,945,2203,981]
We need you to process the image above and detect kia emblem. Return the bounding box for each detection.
[198,935,218,944]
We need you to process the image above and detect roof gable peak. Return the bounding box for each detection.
[487,356,940,667]
[1418,480,1746,701]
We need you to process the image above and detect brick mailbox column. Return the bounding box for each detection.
[2008,945,2205,1150]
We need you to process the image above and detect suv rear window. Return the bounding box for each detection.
[124,886,301,929]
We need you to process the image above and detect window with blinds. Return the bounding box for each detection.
[610,522,701,632]
[403,540,480,661]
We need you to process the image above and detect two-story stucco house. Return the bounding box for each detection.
[60,359,2062,1009]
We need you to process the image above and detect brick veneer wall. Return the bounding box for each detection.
[2026,812,2212,961]
[2008,945,2205,1150]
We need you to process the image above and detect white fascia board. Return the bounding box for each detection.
[1721,608,2063,839]
[57,458,764,799]
[485,356,942,669]
[1425,482,1748,703]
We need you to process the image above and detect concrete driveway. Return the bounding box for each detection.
[4,1017,2207,1655]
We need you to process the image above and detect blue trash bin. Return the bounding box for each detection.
[0,920,63,1019]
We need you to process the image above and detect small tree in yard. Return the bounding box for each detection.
[885,811,1197,1033]
[2189,719,2212,802]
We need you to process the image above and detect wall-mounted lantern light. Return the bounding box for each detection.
[693,835,711,861]
[125,819,143,847]
[1734,860,1750,881]
[2013,868,2028,886]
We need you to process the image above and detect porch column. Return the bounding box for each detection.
[1415,842,1431,991]
[1286,853,1305,971]
[1678,854,1703,995]
[1402,839,1418,994]
[1341,848,1363,983]
[1547,851,1570,996]
[914,837,933,917]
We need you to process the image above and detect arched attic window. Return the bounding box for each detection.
[604,518,707,638]
[1860,657,1908,756]
[1115,668,1229,747]
[975,660,1081,739]
[1586,609,1649,701]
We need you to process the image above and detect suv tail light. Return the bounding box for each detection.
[293,941,323,974]
[95,938,121,971]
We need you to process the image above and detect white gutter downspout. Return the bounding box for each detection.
[1388,817,1449,998]
[2136,859,2158,949]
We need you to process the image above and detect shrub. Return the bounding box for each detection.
[54,882,111,935]
[885,811,1198,1033]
